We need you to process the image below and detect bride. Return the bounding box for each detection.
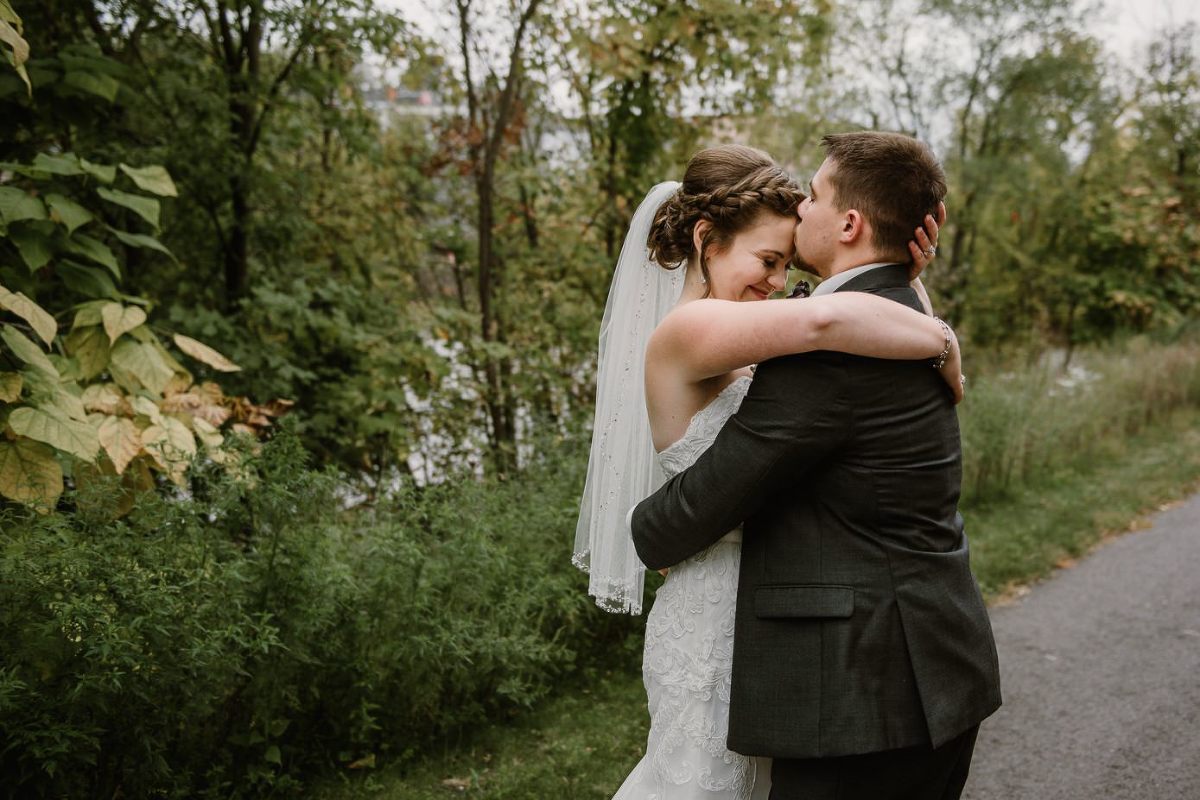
[573,144,958,799]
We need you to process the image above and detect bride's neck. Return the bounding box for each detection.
[676,259,709,304]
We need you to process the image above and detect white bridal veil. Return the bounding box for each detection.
[573,181,685,614]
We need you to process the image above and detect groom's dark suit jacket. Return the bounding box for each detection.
[632,263,1001,760]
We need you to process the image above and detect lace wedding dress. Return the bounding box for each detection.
[614,374,771,800]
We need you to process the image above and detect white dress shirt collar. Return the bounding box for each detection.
[811,262,899,296]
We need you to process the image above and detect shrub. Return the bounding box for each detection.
[0,422,639,798]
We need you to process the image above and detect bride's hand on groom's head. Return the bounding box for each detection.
[907,200,947,281]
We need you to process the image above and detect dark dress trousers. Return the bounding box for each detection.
[631,264,1002,768]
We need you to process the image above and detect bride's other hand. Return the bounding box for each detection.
[907,201,946,281]
[938,322,964,404]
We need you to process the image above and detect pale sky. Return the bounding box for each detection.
[385,0,1196,138]
[1090,0,1199,64]
[391,0,1197,68]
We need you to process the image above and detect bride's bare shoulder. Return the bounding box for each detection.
[649,299,730,355]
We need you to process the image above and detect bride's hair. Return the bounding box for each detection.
[647,144,804,287]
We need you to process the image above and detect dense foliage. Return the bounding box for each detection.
[4,0,1196,481]
[0,422,643,797]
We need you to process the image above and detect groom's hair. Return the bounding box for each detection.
[820,132,946,259]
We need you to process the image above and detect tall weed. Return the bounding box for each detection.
[959,336,1200,505]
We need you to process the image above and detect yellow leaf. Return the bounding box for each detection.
[1,324,57,377]
[96,415,141,474]
[0,438,62,511]
[0,284,56,344]
[192,416,224,449]
[45,387,87,421]
[0,371,21,402]
[100,303,147,345]
[81,383,127,415]
[72,301,107,330]
[130,395,163,423]
[64,325,111,380]
[163,391,232,428]
[110,339,173,394]
[172,334,241,372]
[142,416,195,485]
[8,405,100,461]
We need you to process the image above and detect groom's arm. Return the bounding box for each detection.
[631,353,851,571]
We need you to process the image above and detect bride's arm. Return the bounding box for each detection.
[651,293,942,379]
[650,294,964,403]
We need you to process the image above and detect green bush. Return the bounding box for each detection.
[0,423,640,798]
[959,335,1200,505]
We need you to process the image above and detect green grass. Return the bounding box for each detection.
[313,405,1200,800]
[966,406,1200,598]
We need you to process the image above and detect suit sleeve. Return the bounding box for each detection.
[631,353,852,571]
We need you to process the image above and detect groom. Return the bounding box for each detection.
[631,131,1001,799]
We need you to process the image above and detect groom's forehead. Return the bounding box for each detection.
[809,158,834,190]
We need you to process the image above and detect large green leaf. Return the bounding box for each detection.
[7,220,55,271]
[32,152,84,176]
[0,186,46,224]
[63,69,120,102]
[0,284,56,344]
[57,260,121,300]
[96,187,159,229]
[65,233,120,278]
[80,158,116,184]
[1,323,56,375]
[100,302,146,344]
[64,324,110,379]
[46,194,94,233]
[71,300,108,329]
[119,164,178,198]
[9,405,100,461]
[108,227,175,260]
[110,338,172,394]
[45,386,87,421]
[0,438,62,511]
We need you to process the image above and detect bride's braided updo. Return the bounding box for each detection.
[647,145,805,287]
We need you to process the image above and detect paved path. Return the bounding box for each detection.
[963,492,1200,799]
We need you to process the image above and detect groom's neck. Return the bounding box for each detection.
[822,249,897,278]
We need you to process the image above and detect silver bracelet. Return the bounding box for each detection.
[931,317,953,369]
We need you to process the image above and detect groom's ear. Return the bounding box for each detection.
[839,209,866,245]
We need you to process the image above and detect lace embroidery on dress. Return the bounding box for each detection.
[613,374,770,800]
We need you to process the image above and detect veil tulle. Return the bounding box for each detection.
[572,181,685,614]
